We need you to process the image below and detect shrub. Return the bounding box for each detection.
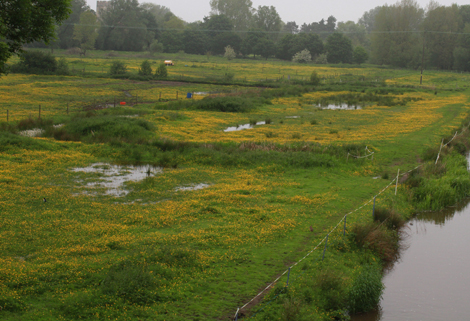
[138,60,152,76]
[348,265,384,314]
[310,71,320,85]
[223,72,235,82]
[194,96,256,112]
[314,53,328,64]
[56,57,70,75]
[310,119,318,125]
[155,63,168,79]
[10,50,57,74]
[315,269,347,311]
[351,222,399,264]
[58,115,154,144]
[109,61,127,76]
[292,49,312,63]
[353,46,369,64]
[373,207,405,230]
[224,45,236,60]
[149,39,164,54]
[101,259,159,304]
[65,47,82,55]
[281,297,302,321]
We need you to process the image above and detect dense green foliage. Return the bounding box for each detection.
[10,51,58,74]
[0,0,71,75]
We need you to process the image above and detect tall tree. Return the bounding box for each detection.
[276,33,324,60]
[252,6,282,39]
[453,23,470,71]
[73,10,99,55]
[283,21,299,34]
[300,16,336,39]
[0,0,72,75]
[211,32,242,54]
[57,0,89,49]
[96,0,156,51]
[325,33,353,63]
[359,6,381,32]
[370,0,424,68]
[183,29,209,55]
[240,29,265,57]
[202,14,233,39]
[336,21,368,48]
[254,37,276,60]
[209,0,253,31]
[140,3,173,25]
[423,4,462,69]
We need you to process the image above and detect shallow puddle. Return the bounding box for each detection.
[316,104,362,110]
[175,183,210,191]
[71,163,162,197]
[224,121,266,132]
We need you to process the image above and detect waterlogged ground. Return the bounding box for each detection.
[1,61,470,320]
[71,163,162,197]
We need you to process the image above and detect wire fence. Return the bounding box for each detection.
[233,123,470,320]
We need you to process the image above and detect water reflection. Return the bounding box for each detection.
[315,104,363,110]
[223,121,266,132]
[71,163,162,197]
[352,197,470,321]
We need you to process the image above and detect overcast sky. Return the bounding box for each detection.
[86,0,464,25]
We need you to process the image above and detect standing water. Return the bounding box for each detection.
[352,158,470,321]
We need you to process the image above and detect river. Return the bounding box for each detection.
[352,196,470,321]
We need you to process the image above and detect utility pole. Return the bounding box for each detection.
[420,31,426,85]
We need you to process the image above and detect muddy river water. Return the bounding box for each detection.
[352,195,470,321]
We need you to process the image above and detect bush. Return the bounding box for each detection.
[224,45,236,60]
[138,60,152,76]
[57,115,154,144]
[56,57,70,75]
[315,269,346,311]
[348,265,384,314]
[351,222,399,264]
[101,259,159,305]
[310,71,320,85]
[109,61,127,76]
[223,72,235,82]
[195,96,255,112]
[353,46,369,64]
[292,49,311,63]
[155,63,168,79]
[149,39,164,54]
[10,50,57,74]
[314,53,328,64]
[373,208,405,230]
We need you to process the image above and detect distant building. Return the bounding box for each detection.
[96,0,110,18]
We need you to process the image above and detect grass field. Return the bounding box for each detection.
[1,52,470,320]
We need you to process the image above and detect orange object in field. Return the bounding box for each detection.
[120,102,126,105]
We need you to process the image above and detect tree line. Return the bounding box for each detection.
[23,0,470,71]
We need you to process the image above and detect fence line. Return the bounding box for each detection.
[235,176,398,319]
[237,122,470,319]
